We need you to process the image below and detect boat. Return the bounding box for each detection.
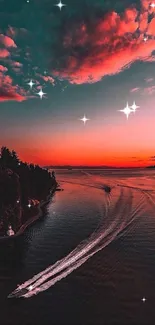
[103,185,111,193]
[7,225,15,236]
[8,285,34,299]
[55,184,64,191]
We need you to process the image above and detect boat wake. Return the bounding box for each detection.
[8,178,154,298]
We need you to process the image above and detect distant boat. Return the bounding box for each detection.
[8,288,29,299]
[7,225,15,236]
[8,285,34,299]
[103,186,111,193]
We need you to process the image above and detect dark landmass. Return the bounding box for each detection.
[146,165,155,168]
[0,147,57,237]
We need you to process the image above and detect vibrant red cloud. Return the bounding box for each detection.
[147,17,155,35]
[0,72,26,102]
[141,0,150,10]
[42,75,55,85]
[52,2,155,84]
[36,74,55,85]
[0,49,10,58]
[0,65,8,72]
[0,34,17,48]
[139,11,148,32]
[141,0,155,13]
[0,91,26,102]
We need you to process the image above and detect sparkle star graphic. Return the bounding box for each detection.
[79,115,90,125]
[144,36,148,42]
[150,2,155,8]
[130,101,140,113]
[54,1,66,10]
[37,88,46,99]
[142,297,146,302]
[119,102,133,119]
[27,80,35,89]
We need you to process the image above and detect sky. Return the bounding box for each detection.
[1,0,155,167]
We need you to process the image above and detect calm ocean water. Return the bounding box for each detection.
[1,169,155,325]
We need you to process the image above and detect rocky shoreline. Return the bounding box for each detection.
[0,184,57,242]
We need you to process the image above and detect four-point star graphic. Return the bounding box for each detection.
[150,2,155,8]
[130,101,140,113]
[119,102,133,119]
[142,297,146,302]
[55,0,66,10]
[144,36,148,42]
[37,88,46,99]
[80,115,90,125]
[27,80,35,89]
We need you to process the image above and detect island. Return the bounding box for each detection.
[0,146,58,238]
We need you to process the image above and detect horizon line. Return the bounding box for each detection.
[44,165,154,169]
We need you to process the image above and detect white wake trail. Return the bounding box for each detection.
[15,193,111,292]
[23,197,143,298]
[23,226,122,298]
[21,218,117,293]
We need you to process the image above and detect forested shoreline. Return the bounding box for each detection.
[0,147,57,236]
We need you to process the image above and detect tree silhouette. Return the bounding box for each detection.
[0,146,57,235]
[0,147,13,169]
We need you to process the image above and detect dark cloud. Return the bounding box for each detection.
[0,88,25,102]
